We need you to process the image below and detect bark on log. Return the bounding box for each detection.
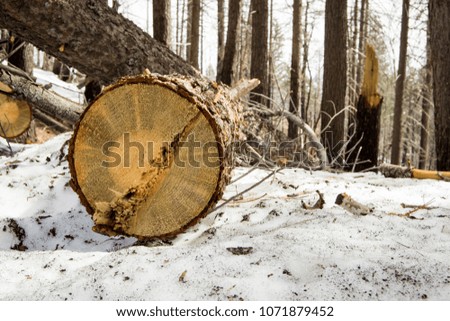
[379,163,450,181]
[0,0,200,84]
[0,68,82,124]
[68,73,250,240]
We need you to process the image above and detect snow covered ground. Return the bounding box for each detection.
[33,68,85,104]
[0,134,450,300]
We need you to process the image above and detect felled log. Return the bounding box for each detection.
[0,67,82,125]
[0,84,31,138]
[347,45,383,171]
[68,72,257,240]
[380,163,450,181]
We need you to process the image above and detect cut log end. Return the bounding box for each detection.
[68,73,241,240]
[0,93,32,138]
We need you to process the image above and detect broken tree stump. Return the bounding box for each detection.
[347,45,383,171]
[68,73,256,239]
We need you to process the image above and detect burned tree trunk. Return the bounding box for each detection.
[347,45,383,171]
[0,0,200,84]
[68,72,256,240]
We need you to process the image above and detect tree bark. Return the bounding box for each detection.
[153,0,171,47]
[300,0,310,125]
[391,0,409,165]
[0,68,82,124]
[419,28,432,169]
[239,5,252,80]
[320,0,348,163]
[288,0,302,139]
[250,0,269,106]
[0,0,200,84]
[218,0,242,86]
[216,0,225,81]
[189,0,201,69]
[355,0,367,98]
[429,0,450,171]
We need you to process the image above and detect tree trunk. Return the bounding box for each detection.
[189,0,200,69]
[419,28,432,169]
[250,0,269,106]
[218,0,242,86]
[429,0,450,171]
[153,0,171,47]
[239,5,252,80]
[391,0,409,165]
[216,0,225,81]
[68,73,252,240]
[349,0,359,106]
[355,0,367,98]
[300,0,310,125]
[0,0,199,84]
[320,0,348,164]
[288,0,302,139]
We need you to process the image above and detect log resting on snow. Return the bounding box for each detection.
[380,163,450,181]
[0,68,82,125]
[0,0,200,84]
[68,72,259,240]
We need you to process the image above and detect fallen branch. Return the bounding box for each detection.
[335,193,373,216]
[388,200,434,220]
[302,190,325,210]
[380,163,450,181]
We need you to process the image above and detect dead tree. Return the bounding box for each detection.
[347,45,383,171]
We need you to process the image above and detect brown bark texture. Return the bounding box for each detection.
[391,0,409,165]
[288,0,302,139]
[0,68,82,124]
[153,0,172,46]
[0,0,199,84]
[250,0,269,106]
[189,0,201,69]
[216,0,225,81]
[218,0,242,86]
[320,0,348,162]
[429,0,450,171]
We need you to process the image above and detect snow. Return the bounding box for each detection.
[1,135,450,300]
[33,68,85,104]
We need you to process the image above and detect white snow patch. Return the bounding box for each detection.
[33,68,84,104]
[1,135,450,300]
